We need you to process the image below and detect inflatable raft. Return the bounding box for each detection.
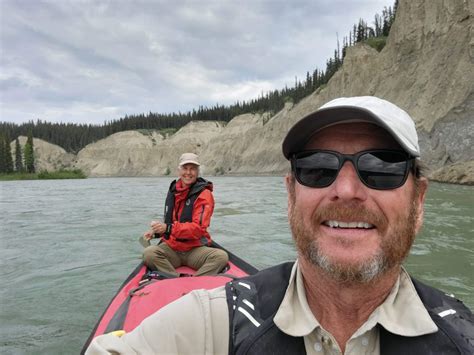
[82,241,258,352]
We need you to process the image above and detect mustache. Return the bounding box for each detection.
[312,202,388,229]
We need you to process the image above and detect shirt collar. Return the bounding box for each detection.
[273,262,438,337]
[273,261,320,336]
[373,267,438,336]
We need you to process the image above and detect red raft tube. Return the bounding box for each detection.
[82,241,258,352]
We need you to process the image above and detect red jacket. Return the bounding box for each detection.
[162,178,214,252]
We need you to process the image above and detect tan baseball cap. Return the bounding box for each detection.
[179,153,200,166]
[282,96,420,159]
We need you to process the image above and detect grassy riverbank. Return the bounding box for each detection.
[0,169,86,181]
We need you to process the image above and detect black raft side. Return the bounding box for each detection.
[81,242,258,353]
[81,262,145,354]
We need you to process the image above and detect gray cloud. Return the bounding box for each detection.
[1,0,394,124]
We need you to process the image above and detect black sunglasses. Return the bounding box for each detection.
[291,149,415,190]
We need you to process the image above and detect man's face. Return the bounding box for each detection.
[286,122,427,283]
[179,163,199,186]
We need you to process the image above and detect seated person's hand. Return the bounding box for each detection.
[150,220,167,235]
[143,230,154,241]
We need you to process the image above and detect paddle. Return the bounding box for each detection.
[138,235,151,248]
[139,220,162,248]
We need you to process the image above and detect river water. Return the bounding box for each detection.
[1,176,473,354]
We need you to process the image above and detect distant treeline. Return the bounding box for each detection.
[0,1,397,154]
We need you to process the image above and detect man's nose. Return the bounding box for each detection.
[328,161,368,201]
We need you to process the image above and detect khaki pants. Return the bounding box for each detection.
[143,243,229,277]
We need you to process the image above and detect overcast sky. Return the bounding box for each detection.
[1,0,393,125]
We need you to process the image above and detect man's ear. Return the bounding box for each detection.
[285,173,292,191]
[414,177,428,234]
[285,173,295,217]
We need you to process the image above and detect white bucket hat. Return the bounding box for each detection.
[282,96,420,159]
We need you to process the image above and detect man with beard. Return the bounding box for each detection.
[87,96,473,354]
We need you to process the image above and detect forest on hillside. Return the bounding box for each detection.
[0,2,397,154]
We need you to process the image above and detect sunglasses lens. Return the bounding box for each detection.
[294,150,412,190]
[357,151,409,189]
[295,152,340,187]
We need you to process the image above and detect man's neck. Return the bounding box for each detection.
[299,257,400,352]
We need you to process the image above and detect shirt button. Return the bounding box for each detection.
[361,337,369,346]
[314,342,323,352]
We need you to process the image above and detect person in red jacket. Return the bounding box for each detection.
[142,153,228,277]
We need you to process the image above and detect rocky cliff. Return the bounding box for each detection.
[71,121,225,176]
[20,0,474,184]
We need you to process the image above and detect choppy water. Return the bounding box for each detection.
[1,177,473,354]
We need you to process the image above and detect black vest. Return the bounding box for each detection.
[226,262,474,355]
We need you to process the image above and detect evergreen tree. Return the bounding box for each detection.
[4,134,13,173]
[374,13,383,37]
[382,7,391,36]
[15,137,24,172]
[24,131,35,173]
[342,37,349,59]
[0,135,6,173]
[356,19,369,42]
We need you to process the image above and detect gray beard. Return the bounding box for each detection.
[306,241,388,283]
[289,198,419,284]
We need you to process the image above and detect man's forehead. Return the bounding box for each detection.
[304,122,401,150]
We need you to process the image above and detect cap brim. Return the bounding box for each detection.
[282,106,419,159]
[179,160,200,166]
